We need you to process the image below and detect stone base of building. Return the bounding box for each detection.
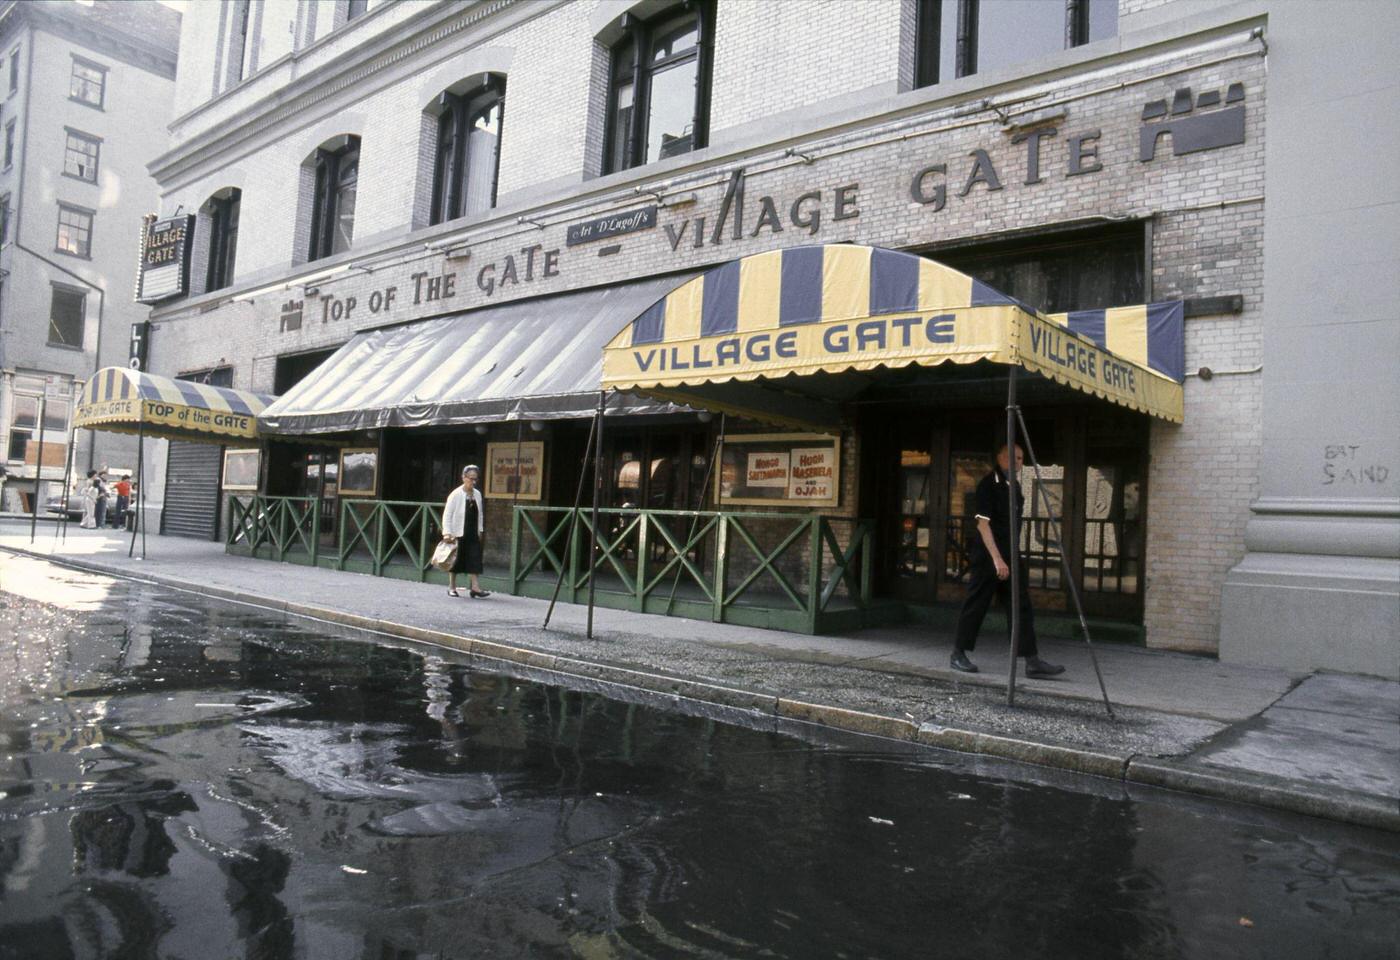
[1220,553,1399,681]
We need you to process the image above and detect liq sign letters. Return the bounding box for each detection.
[136,215,195,304]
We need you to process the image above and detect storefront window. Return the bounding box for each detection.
[896,446,932,580]
[937,223,1145,314]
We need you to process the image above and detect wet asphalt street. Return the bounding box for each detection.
[1,565,1397,959]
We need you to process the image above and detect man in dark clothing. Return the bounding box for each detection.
[950,443,1065,679]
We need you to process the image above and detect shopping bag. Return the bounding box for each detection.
[431,538,458,571]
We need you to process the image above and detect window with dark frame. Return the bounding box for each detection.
[913,0,1117,88]
[55,204,93,258]
[429,76,505,226]
[205,189,240,292]
[3,120,14,168]
[8,46,18,95]
[63,129,100,182]
[307,136,359,262]
[346,0,369,22]
[69,58,105,107]
[178,366,234,388]
[48,285,86,347]
[231,0,254,83]
[0,194,8,243]
[603,1,714,175]
[6,393,35,462]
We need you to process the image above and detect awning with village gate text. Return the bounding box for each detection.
[74,367,276,443]
[601,244,1185,427]
[257,274,699,436]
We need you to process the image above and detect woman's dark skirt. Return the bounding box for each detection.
[451,528,484,575]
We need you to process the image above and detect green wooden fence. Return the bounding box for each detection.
[227,496,876,633]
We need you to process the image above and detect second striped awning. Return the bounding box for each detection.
[602,244,1184,423]
[74,367,276,442]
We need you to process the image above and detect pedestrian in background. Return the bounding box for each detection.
[93,469,110,529]
[442,465,490,599]
[113,475,132,528]
[79,471,99,529]
[950,442,1065,679]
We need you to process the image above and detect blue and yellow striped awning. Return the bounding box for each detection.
[602,245,1184,424]
[74,367,276,442]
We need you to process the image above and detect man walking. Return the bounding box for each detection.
[950,442,1065,679]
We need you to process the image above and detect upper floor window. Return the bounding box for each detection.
[8,46,18,95]
[63,129,101,183]
[604,1,714,174]
[205,188,240,292]
[914,0,1117,88]
[5,385,67,461]
[69,56,106,108]
[430,75,505,226]
[308,135,359,261]
[0,192,10,243]
[346,0,370,22]
[231,0,257,83]
[48,285,87,348]
[3,120,14,168]
[55,203,93,258]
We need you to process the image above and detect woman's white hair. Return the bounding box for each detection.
[462,464,480,478]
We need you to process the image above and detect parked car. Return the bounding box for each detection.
[45,494,82,521]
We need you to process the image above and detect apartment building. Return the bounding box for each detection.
[0,0,180,516]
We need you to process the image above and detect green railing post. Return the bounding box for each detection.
[276,498,289,561]
[807,515,822,633]
[418,505,431,582]
[336,500,348,571]
[311,495,321,565]
[373,502,387,576]
[568,508,582,602]
[713,515,728,623]
[634,512,649,612]
[510,505,521,592]
[860,521,873,605]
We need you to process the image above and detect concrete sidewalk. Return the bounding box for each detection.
[3,521,1396,831]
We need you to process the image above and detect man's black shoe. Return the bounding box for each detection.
[1024,656,1065,678]
[950,651,979,673]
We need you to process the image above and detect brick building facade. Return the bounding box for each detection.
[139,0,1398,676]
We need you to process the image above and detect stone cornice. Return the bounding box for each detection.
[149,0,556,187]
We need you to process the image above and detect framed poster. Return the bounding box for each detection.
[486,441,544,500]
[222,448,261,491]
[716,433,840,507]
[337,447,379,496]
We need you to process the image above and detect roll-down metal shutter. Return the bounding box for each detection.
[161,441,222,540]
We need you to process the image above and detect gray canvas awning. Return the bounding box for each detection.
[258,274,696,436]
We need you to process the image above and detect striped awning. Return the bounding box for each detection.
[601,245,1184,424]
[74,367,276,443]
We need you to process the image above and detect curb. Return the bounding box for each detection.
[6,545,1397,833]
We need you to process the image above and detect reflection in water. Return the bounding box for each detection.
[0,574,1397,959]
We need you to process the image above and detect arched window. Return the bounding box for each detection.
[603,1,714,175]
[204,187,240,292]
[429,75,505,226]
[307,135,359,261]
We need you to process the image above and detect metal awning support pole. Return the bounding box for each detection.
[1005,365,1021,707]
[29,393,49,543]
[57,427,76,543]
[129,422,145,559]
[664,412,724,616]
[543,412,596,630]
[1016,406,1115,718]
[585,390,608,639]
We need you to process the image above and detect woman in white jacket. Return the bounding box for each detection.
[443,465,489,598]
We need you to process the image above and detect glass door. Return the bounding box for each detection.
[893,444,932,596]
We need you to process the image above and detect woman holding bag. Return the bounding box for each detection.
[442,465,490,598]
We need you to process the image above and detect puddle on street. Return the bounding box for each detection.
[1,566,1397,959]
